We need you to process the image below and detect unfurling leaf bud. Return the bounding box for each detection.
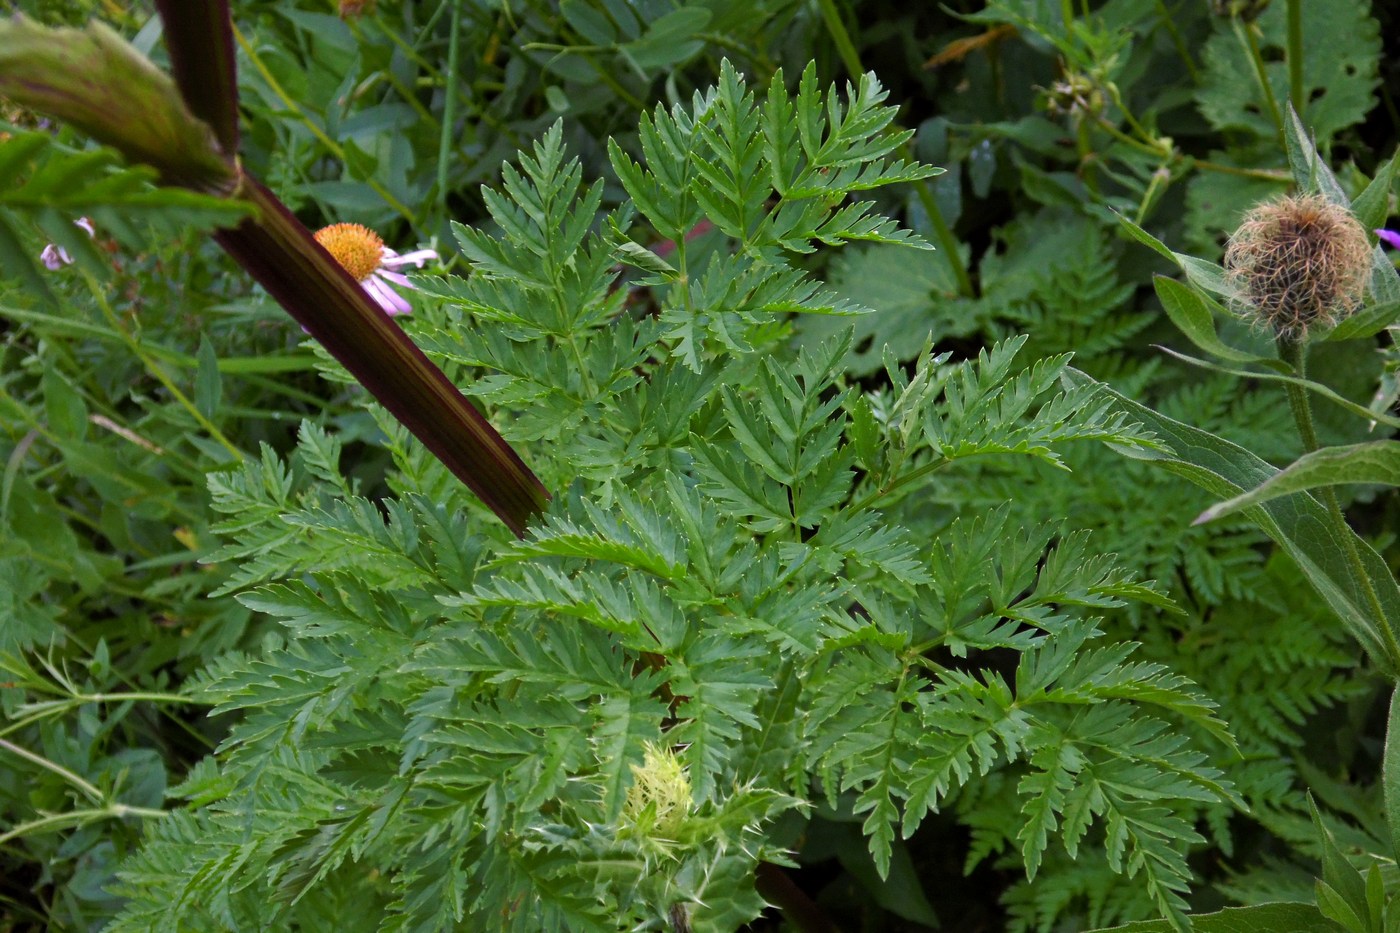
[1223,194,1371,340]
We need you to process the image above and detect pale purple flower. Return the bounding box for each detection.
[1377,229,1400,251]
[39,217,95,269]
[313,223,438,316]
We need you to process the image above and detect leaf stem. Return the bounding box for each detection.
[900,141,974,298]
[814,0,863,79]
[0,737,104,802]
[0,803,167,847]
[1279,336,1400,672]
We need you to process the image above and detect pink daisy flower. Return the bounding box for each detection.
[39,217,96,269]
[313,222,438,316]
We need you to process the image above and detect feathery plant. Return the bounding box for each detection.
[98,63,1239,931]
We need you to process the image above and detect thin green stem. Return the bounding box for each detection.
[1153,0,1199,82]
[436,1,463,220]
[0,737,103,802]
[899,142,973,298]
[0,804,167,847]
[1279,336,1400,672]
[1234,18,1283,141]
[1190,159,1291,182]
[814,0,863,79]
[850,456,953,514]
[1286,0,1304,113]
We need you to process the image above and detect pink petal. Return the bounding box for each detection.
[1377,229,1400,250]
[377,269,415,289]
[75,217,95,237]
[381,247,438,269]
[40,244,72,269]
[365,274,412,316]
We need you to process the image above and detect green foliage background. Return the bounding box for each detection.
[1,0,1398,930]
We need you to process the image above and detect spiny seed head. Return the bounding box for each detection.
[313,223,384,282]
[1223,193,1371,340]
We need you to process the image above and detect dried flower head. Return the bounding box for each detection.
[1223,193,1371,340]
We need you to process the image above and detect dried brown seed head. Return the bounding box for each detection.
[1223,193,1371,340]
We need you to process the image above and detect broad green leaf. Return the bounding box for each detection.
[622,7,710,70]
[560,0,618,44]
[1196,442,1400,524]
[1198,0,1380,146]
[1386,689,1400,866]
[1153,275,1267,364]
[1069,369,1400,677]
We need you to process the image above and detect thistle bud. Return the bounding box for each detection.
[1223,194,1371,340]
[622,743,692,843]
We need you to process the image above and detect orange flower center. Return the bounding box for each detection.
[313,223,384,282]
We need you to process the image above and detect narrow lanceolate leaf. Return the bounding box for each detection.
[217,181,549,535]
[1196,441,1400,524]
[1152,276,1268,365]
[1066,369,1400,678]
[0,16,234,193]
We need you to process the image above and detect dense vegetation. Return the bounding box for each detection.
[2,1,1399,930]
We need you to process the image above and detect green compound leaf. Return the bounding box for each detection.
[1196,441,1400,524]
[1197,0,1380,145]
[793,242,970,376]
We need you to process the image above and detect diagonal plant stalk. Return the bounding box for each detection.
[0,6,549,536]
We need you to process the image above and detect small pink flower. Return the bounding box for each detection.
[1377,229,1400,251]
[313,222,438,316]
[39,217,96,269]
